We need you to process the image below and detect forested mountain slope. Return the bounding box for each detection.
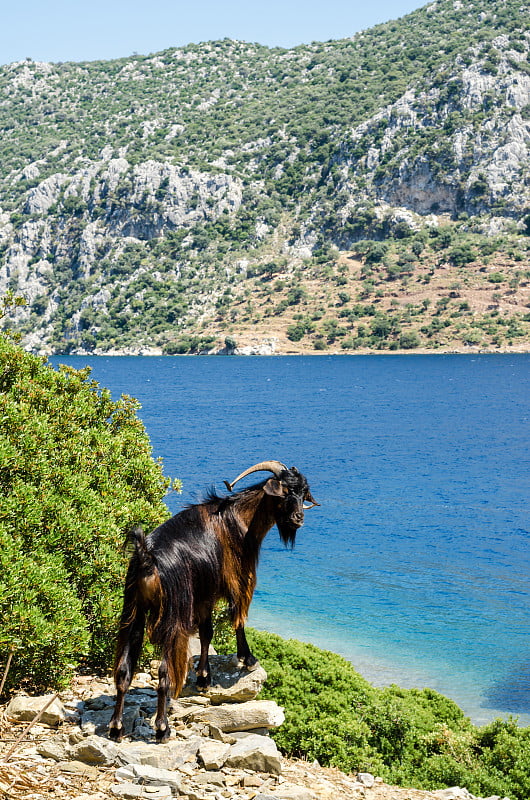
[1,0,529,354]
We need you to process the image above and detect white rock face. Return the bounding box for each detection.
[235,338,278,356]
[25,174,69,214]
[336,54,530,218]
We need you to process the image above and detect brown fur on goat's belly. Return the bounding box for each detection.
[109,462,318,743]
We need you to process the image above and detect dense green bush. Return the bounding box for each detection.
[246,629,530,799]
[0,336,172,692]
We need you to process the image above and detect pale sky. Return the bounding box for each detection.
[2,0,427,66]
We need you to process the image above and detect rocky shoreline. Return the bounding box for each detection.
[37,341,530,358]
[0,655,510,800]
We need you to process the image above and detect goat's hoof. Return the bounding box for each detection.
[155,725,170,743]
[196,674,211,691]
[243,655,259,671]
[108,724,123,743]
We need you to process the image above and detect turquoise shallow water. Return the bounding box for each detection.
[51,353,530,725]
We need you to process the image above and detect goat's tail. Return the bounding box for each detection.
[163,629,192,698]
[128,525,154,572]
[127,525,193,696]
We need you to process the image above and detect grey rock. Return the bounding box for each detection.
[133,721,156,740]
[25,173,68,214]
[115,763,182,793]
[83,695,116,711]
[197,738,231,770]
[68,726,88,744]
[224,733,282,775]
[37,735,71,761]
[182,654,267,704]
[110,783,145,799]
[356,772,375,787]
[115,766,136,781]
[57,760,100,779]
[191,771,226,786]
[70,734,119,766]
[117,738,201,770]
[208,724,237,744]
[6,694,66,726]
[81,703,141,737]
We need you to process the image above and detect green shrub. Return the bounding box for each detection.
[363,241,389,265]
[447,244,476,266]
[399,331,421,349]
[286,324,306,342]
[246,629,380,770]
[488,272,505,283]
[0,336,171,692]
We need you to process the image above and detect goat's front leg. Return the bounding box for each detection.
[235,624,258,670]
[196,616,213,690]
[155,656,170,743]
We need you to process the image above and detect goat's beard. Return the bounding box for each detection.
[277,522,300,549]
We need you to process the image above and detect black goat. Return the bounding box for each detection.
[109,460,318,742]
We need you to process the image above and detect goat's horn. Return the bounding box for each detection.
[303,490,320,510]
[223,460,287,492]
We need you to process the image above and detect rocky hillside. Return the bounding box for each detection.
[0,0,529,354]
[0,659,510,800]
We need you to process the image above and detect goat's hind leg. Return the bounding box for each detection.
[109,612,145,742]
[155,655,171,743]
[196,616,213,690]
[155,634,190,743]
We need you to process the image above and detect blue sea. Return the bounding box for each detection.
[50,354,530,727]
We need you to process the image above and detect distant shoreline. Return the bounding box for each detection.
[45,345,530,358]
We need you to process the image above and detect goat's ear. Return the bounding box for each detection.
[263,478,287,497]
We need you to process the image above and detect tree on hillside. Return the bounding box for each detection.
[0,334,173,693]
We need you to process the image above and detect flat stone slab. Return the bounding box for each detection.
[117,737,202,770]
[6,694,66,726]
[187,700,284,732]
[115,763,182,793]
